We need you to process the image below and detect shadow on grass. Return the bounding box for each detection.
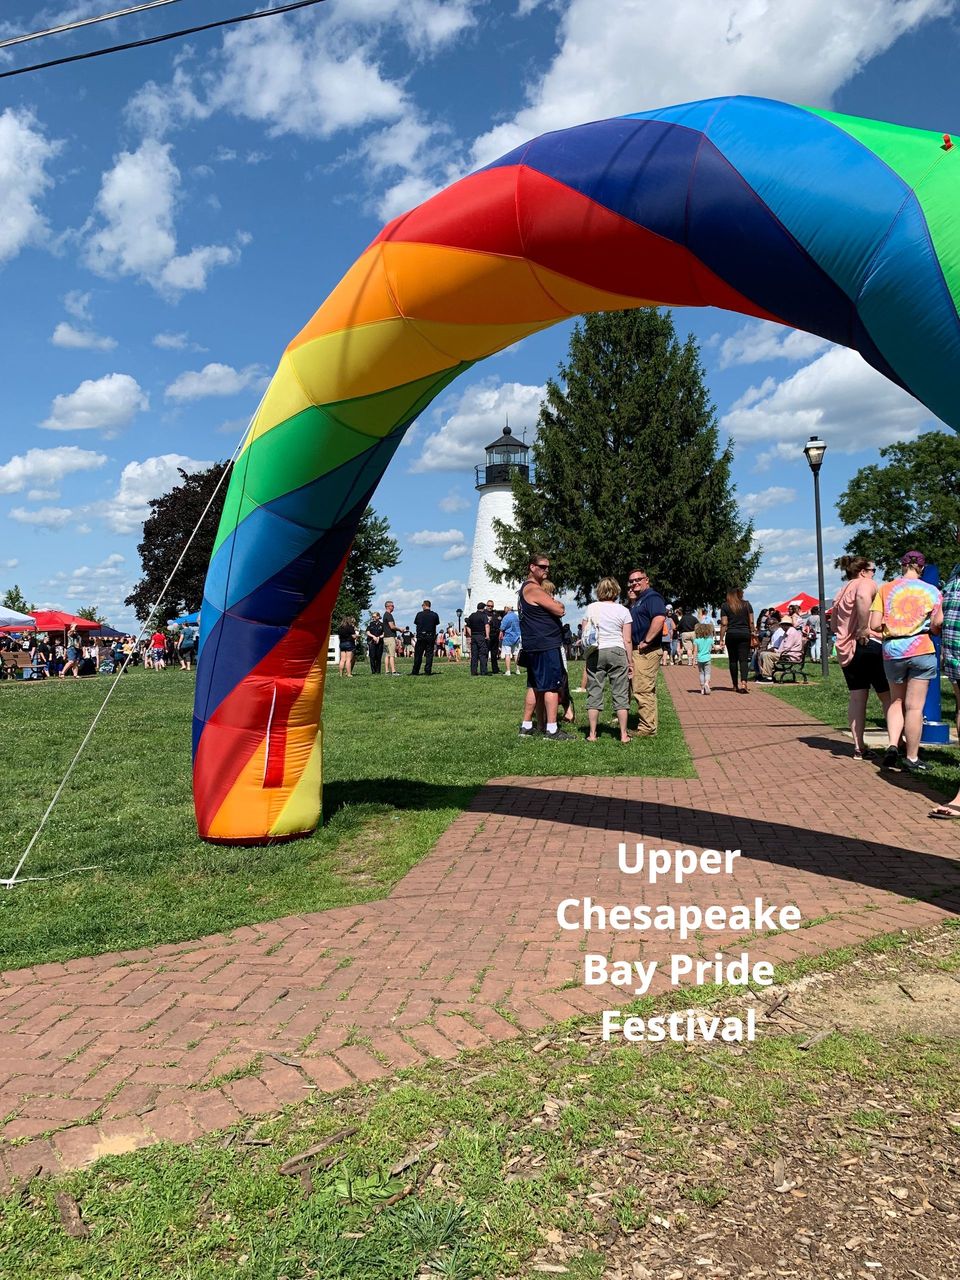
[322,778,480,823]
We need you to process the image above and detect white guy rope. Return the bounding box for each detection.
[3,406,259,889]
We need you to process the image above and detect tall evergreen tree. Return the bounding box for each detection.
[493,310,759,604]
[126,462,400,626]
[837,432,960,577]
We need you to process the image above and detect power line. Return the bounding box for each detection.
[0,1,183,51]
[0,0,328,80]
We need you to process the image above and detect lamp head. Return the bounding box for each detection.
[803,435,827,473]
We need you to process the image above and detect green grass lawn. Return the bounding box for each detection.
[765,661,960,799]
[0,662,692,971]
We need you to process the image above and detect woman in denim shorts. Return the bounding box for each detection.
[869,551,943,773]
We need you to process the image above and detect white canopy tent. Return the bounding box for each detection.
[0,605,36,628]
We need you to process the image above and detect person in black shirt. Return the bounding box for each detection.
[718,587,756,693]
[337,617,357,677]
[677,605,699,667]
[366,612,385,674]
[485,600,502,674]
[411,600,441,674]
[382,600,400,675]
[466,606,490,675]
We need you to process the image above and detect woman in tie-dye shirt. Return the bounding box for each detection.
[869,550,943,774]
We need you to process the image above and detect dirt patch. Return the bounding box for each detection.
[533,929,960,1280]
[795,970,960,1039]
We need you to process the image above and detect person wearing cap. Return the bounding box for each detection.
[869,551,943,773]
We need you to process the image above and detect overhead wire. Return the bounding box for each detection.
[0,0,327,80]
[0,1,183,50]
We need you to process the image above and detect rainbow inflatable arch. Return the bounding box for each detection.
[193,95,959,843]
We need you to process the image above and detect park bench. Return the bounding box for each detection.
[771,637,814,685]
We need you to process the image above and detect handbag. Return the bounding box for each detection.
[517,648,528,668]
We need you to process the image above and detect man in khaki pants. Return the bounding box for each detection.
[626,568,666,736]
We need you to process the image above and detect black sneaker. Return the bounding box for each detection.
[881,745,899,769]
[518,725,538,737]
[543,728,575,741]
[903,757,930,774]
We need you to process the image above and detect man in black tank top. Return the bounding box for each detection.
[518,552,573,740]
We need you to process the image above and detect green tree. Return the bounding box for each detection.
[76,605,107,624]
[1,585,33,613]
[492,309,759,604]
[837,432,960,578]
[125,462,400,627]
[333,508,401,622]
[126,463,231,622]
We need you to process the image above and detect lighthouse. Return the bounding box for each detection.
[464,424,530,617]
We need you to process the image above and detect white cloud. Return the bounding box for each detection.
[102,454,213,534]
[717,321,830,370]
[407,528,465,547]
[165,362,264,401]
[209,23,407,140]
[51,322,117,351]
[469,0,952,170]
[751,525,842,554]
[0,108,61,264]
[41,373,148,434]
[361,114,447,221]
[122,4,479,220]
[2,558,18,568]
[721,347,942,454]
[10,506,74,529]
[0,445,107,495]
[740,486,798,516]
[412,380,542,473]
[442,542,469,560]
[438,489,470,513]
[83,139,241,296]
[51,292,116,349]
[153,331,206,352]
[27,488,59,501]
[374,574,467,619]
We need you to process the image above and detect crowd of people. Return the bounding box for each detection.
[6,545,960,807]
[322,549,954,783]
[0,621,199,678]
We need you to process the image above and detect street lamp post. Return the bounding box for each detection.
[803,435,831,680]
[456,607,463,654]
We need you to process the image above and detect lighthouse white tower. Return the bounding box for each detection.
[464,425,529,617]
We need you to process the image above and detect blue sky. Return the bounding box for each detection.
[1,0,958,628]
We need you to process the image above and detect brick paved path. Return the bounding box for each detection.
[3,668,960,1183]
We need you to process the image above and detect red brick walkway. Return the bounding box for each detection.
[3,668,959,1182]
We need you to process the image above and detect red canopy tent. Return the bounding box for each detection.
[0,609,102,634]
[770,592,819,615]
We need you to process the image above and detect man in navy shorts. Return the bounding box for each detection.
[517,552,573,740]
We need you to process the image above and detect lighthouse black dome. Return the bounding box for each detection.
[476,424,530,488]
